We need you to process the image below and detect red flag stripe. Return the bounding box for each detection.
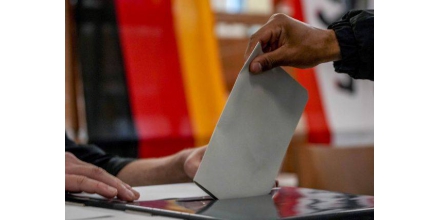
[114,0,194,157]
[290,0,331,144]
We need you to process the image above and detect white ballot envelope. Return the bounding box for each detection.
[194,43,308,199]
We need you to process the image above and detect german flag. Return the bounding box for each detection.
[74,0,226,158]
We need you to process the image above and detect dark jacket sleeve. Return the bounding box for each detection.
[328,10,374,80]
[65,134,135,176]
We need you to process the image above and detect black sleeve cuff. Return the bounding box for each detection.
[328,10,374,80]
[331,23,360,77]
[66,134,135,176]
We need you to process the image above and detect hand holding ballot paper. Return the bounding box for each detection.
[244,11,374,80]
[194,43,308,199]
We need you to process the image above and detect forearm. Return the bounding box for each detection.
[116,149,192,186]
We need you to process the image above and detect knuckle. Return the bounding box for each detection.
[77,176,87,187]
[263,56,274,69]
[96,181,105,190]
[270,13,285,20]
[92,166,105,176]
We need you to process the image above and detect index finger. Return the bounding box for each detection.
[67,165,138,201]
[244,26,272,61]
[244,19,284,60]
[66,174,118,199]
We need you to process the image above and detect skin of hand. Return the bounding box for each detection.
[65,152,140,201]
[244,13,342,73]
[116,146,207,186]
[183,146,207,179]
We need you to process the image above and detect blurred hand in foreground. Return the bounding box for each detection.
[65,152,140,201]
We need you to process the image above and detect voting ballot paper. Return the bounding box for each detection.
[194,43,308,199]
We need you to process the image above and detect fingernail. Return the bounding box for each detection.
[250,62,262,73]
[122,183,136,199]
[125,183,140,198]
[127,189,135,199]
[131,189,140,199]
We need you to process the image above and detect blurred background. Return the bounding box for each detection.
[66,0,374,195]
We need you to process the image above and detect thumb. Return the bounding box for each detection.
[249,48,285,74]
